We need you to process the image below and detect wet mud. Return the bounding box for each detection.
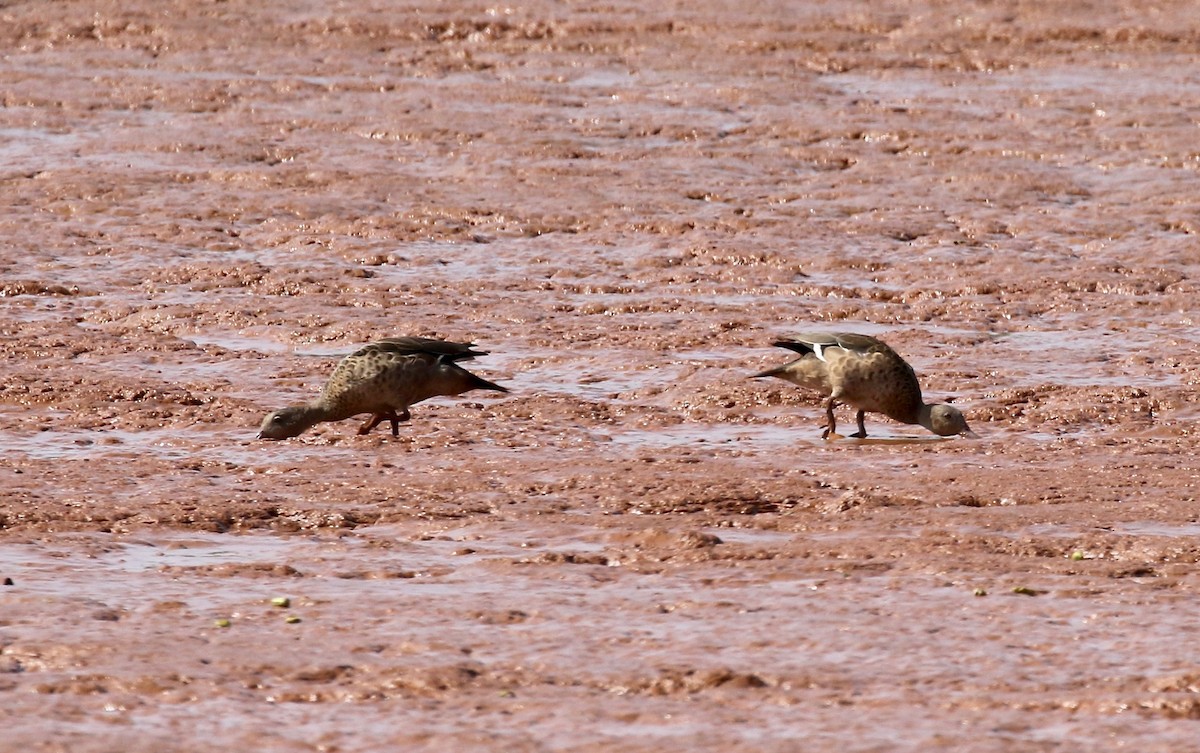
[3,0,1200,750]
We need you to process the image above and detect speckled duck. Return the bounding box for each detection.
[753,332,975,439]
[258,337,509,440]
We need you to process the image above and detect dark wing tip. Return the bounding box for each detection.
[371,336,494,361]
[771,340,814,355]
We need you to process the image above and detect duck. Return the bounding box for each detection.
[258,336,508,440]
[753,332,974,439]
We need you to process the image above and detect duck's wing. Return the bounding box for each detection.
[368,337,488,361]
[321,338,486,403]
[775,332,887,360]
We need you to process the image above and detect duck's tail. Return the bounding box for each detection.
[466,372,509,393]
[751,364,790,379]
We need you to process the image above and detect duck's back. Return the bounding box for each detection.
[319,339,483,419]
[370,337,486,361]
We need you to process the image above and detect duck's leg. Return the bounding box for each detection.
[850,410,868,439]
[388,408,411,437]
[358,413,388,435]
[821,397,838,439]
[359,408,411,436]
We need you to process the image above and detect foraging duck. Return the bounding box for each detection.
[258,337,508,440]
[753,332,974,439]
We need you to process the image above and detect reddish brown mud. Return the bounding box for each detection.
[3,1,1200,750]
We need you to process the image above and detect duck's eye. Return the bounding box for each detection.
[271,415,284,424]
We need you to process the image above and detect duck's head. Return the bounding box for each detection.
[926,403,977,438]
[257,406,320,440]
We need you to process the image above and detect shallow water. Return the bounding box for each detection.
[4,1,1200,751]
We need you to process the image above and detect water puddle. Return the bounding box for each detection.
[985,329,1181,388]
[702,527,793,546]
[0,523,611,610]
[91,535,302,575]
[0,425,275,464]
[0,126,88,168]
[1110,521,1200,538]
[184,332,348,358]
[605,422,797,449]
[958,520,1200,541]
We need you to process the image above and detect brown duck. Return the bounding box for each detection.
[258,337,508,440]
[753,332,974,439]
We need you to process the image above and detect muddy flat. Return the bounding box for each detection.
[2,1,1200,750]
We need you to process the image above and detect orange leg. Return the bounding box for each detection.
[821,398,838,439]
[357,413,388,435]
[358,408,410,436]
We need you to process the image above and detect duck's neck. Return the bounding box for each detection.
[916,403,936,433]
[296,403,339,430]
